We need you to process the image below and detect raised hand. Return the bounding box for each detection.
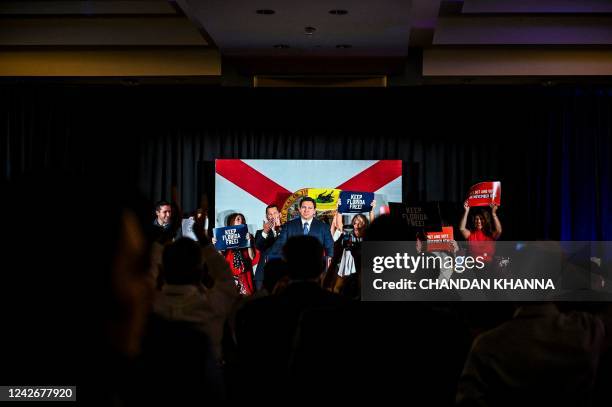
[263,219,272,233]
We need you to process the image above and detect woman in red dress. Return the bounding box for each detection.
[459,202,502,263]
[220,212,257,296]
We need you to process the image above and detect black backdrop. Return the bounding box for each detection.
[1,84,610,240]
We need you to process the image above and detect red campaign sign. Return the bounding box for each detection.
[426,226,454,252]
[467,181,501,207]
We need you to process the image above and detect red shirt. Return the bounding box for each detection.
[467,229,496,263]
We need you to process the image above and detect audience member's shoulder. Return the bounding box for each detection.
[286,282,352,306]
[240,284,351,313]
[236,293,277,317]
[325,291,353,310]
[468,317,519,353]
[145,313,210,343]
[559,310,606,340]
[319,285,351,304]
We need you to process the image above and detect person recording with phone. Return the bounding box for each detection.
[323,200,375,296]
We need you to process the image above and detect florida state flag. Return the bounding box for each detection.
[467,181,501,207]
[215,159,402,228]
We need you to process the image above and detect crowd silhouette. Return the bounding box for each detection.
[2,173,611,406]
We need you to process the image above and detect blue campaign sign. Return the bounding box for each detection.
[338,191,374,213]
[214,224,249,250]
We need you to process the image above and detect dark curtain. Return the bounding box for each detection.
[1,85,610,240]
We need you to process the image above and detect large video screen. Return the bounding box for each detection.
[214,159,402,231]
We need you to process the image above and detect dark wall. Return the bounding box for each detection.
[1,84,610,240]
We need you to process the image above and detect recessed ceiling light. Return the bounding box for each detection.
[273,44,290,49]
[329,9,348,15]
[256,9,275,15]
[336,44,352,48]
[304,26,316,35]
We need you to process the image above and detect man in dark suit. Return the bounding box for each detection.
[151,200,182,242]
[254,204,282,290]
[270,197,334,267]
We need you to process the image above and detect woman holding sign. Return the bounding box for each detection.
[459,202,502,263]
[324,200,375,295]
[216,213,256,296]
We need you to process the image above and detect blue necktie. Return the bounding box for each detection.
[303,222,309,235]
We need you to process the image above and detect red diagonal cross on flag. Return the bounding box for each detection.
[216,160,292,207]
[216,159,402,210]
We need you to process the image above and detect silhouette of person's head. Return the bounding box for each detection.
[365,214,413,241]
[283,235,325,281]
[162,238,202,285]
[262,258,289,293]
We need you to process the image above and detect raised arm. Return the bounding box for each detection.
[330,201,343,237]
[201,243,238,316]
[369,199,377,223]
[490,204,502,240]
[459,201,471,240]
[330,212,343,242]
